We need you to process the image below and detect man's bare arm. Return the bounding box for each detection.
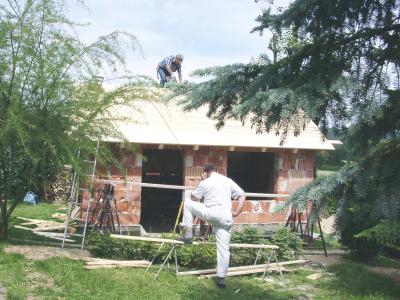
[178,70,182,83]
[232,193,246,217]
[191,193,200,201]
[165,64,173,75]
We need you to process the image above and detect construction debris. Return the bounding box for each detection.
[15,217,76,242]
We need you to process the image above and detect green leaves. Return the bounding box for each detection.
[0,0,155,240]
[171,0,400,258]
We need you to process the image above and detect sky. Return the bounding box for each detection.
[66,0,290,83]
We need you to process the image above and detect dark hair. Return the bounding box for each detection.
[203,163,217,173]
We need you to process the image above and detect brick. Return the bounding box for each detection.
[132,167,142,176]
[260,201,269,213]
[305,170,314,178]
[81,201,96,211]
[258,213,269,223]
[132,200,141,211]
[130,214,140,224]
[117,213,131,225]
[193,155,206,166]
[247,213,258,224]
[233,214,244,224]
[124,190,135,202]
[110,166,124,176]
[305,158,314,170]
[231,201,238,211]
[117,201,129,212]
[243,201,252,212]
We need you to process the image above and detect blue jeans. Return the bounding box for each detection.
[157,68,171,87]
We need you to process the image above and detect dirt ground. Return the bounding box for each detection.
[367,266,400,285]
[303,253,400,284]
[303,254,343,266]
[0,284,5,300]
[3,245,91,261]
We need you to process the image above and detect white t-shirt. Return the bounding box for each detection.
[191,173,244,212]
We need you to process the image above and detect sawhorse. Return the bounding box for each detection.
[110,234,284,284]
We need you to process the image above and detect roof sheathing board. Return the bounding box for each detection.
[111,100,335,151]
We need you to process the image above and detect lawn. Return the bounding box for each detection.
[0,204,399,300]
[6,203,68,246]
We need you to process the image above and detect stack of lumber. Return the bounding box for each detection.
[177,260,306,278]
[15,217,74,242]
[84,258,150,269]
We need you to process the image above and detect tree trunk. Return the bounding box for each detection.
[0,207,8,241]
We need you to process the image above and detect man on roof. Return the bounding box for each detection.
[157,54,183,87]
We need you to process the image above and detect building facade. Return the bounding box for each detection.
[81,100,335,233]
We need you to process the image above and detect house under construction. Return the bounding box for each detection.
[80,100,337,233]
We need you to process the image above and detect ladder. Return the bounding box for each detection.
[61,139,100,249]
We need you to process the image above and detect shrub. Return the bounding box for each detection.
[86,231,117,258]
[86,227,302,268]
[270,228,302,261]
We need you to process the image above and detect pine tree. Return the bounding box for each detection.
[173,0,400,257]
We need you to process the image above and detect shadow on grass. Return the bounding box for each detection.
[321,261,400,299]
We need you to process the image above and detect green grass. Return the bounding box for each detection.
[2,203,400,299]
[368,255,400,270]
[1,246,399,300]
[0,247,299,300]
[309,234,343,250]
[12,203,65,221]
[315,260,400,300]
[6,203,78,246]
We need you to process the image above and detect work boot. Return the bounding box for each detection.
[176,236,193,244]
[176,226,193,244]
[214,277,227,289]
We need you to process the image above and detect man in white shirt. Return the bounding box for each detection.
[181,163,246,288]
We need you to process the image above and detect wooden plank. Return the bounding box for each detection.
[84,264,149,270]
[86,259,149,266]
[94,180,290,199]
[34,225,65,232]
[110,234,279,249]
[33,231,74,242]
[245,193,289,198]
[14,225,34,231]
[17,217,44,223]
[201,267,290,278]
[110,234,186,244]
[230,243,279,250]
[13,226,74,242]
[178,260,306,276]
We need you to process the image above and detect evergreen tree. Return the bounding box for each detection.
[0,0,155,240]
[173,0,400,257]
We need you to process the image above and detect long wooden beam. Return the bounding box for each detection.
[85,259,149,266]
[111,234,207,245]
[94,180,289,198]
[110,234,279,249]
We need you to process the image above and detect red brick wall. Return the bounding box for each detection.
[81,145,142,227]
[81,144,315,228]
[183,147,227,189]
[232,149,315,224]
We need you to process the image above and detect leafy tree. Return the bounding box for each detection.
[0,0,155,240]
[173,0,400,257]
